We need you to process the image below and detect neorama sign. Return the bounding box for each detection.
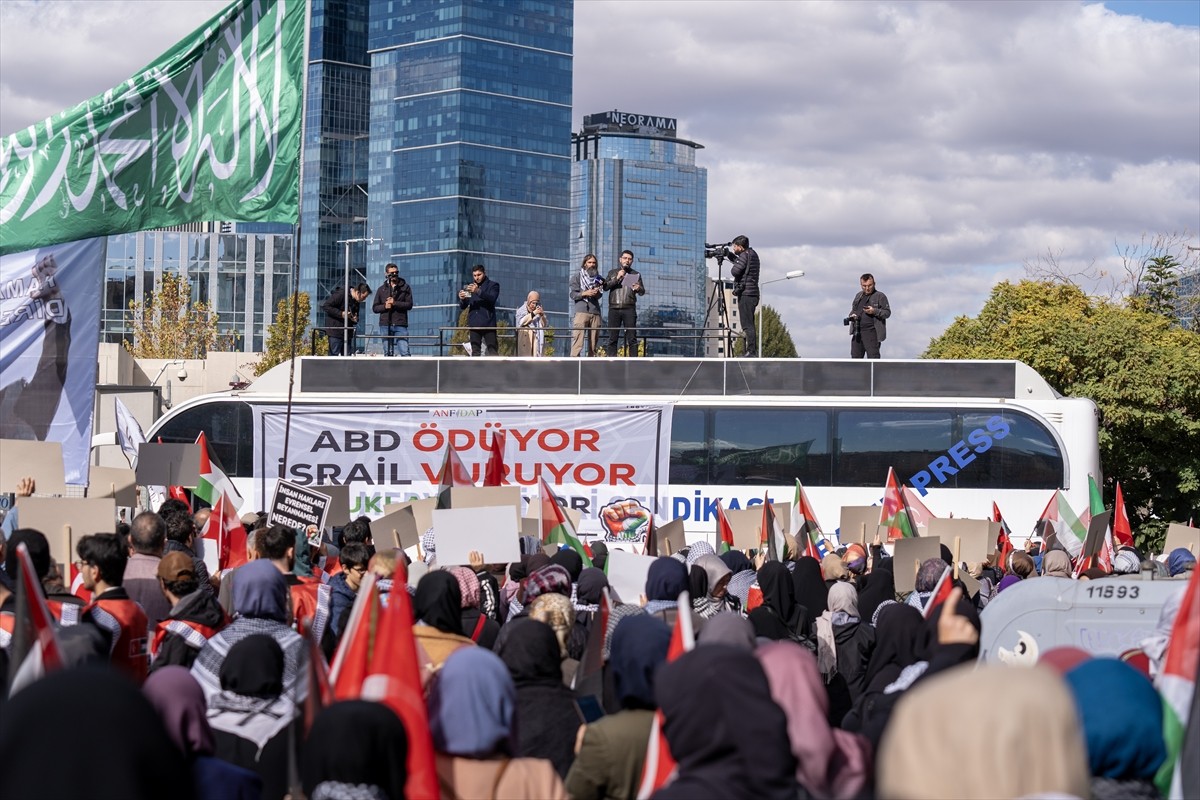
[255,404,671,491]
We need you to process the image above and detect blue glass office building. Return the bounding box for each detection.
[366,0,574,352]
[571,111,707,356]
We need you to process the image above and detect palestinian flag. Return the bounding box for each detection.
[715,500,736,554]
[1156,567,1199,799]
[483,429,506,487]
[539,477,592,567]
[201,491,250,572]
[434,443,474,509]
[1036,490,1087,561]
[1113,481,1134,547]
[921,564,954,620]
[791,480,829,561]
[636,591,694,799]
[193,431,243,510]
[993,502,1015,572]
[880,467,916,541]
[6,543,65,696]
[760,493,788,562]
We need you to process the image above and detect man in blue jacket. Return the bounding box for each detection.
[457,264,501,356]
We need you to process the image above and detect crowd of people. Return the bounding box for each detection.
[0,489,1196,800]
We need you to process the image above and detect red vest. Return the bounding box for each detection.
[84,594,150,684]
[150,617,227,658]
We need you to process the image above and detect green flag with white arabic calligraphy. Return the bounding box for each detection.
[0,0,304,256]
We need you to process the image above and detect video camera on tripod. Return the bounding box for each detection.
[704,241,735,265]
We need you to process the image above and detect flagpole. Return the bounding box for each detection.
[281,0,313,491]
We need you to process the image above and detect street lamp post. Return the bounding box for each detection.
[336,235,381,352]
[757,270,806,358]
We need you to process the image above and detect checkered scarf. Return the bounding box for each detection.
[524,565,571,602]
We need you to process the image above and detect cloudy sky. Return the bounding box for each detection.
[2,0,1197,358]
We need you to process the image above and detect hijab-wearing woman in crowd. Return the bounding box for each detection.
[821,553,849,586]
[566,614,672,800]
[413,570,476,684]
[748,560,810,642]
[690,554,735,619]
[841,603,925,735]
[429,647,566,799]
[447,565,499,650]
[652,644,798,800]
[719,550,757,610]
[817,581,875,725]
[791,555,829,620]
[698,611,757,651]
[497,618,581,778]
[855,557,895,623]
[1064,658,1166,800]
[301,700,410,800]
[569,567,611,659]
[207,635,297,800]
[529,592,580,687]
[143,666,262,800]
[642,557,690,623]
[1042,549,1073,579]
[756,642,872,800]
[878,664,1090,799]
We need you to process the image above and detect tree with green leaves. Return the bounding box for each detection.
[925,279,1200,551]
[124,273,218,359]
[255,292,327,376]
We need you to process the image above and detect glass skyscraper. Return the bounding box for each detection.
[570,111,708,356]
[366,0,574,353]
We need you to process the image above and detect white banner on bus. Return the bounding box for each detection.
[253,405,673,528]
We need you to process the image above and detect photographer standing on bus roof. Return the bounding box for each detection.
[458,264,500,356]
[604,249,646,356]
[848,273,891,359]
[729,235,760,356]
[373,263,413,357]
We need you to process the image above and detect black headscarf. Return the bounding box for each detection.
[791,556,828,617]
[863,603,925,691]
[525,553,552,573]
[576,568,609,606]
[589,541,609,572]
[0,667,195,800]
[719,550,753,575]
[749,561,807,641]
[497,618,562,688]
[415,570,464,636]
[301,700,409,800]
[220,634,285,698]
[610,614,671,710]
[645,557,688,602]
[655,645,798,800]
[549,548,584,583]
[857,561,896,623]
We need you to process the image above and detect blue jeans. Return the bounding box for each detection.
[384,325,410,357]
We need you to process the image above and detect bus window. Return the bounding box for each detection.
[835,410,953,487]
[669,408,708,484]
[155,401,253,478]
[957,411,1063,490]
[712,409,830,485]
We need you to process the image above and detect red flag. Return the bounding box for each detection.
[636,592,694,799]
[993,502,1015,573]
[922,565,954,620]
[201,492,249,572]
[1113,482,1134,547]
[6,543,65,694]
[167,484,192,510]
[361,565,439,800]
[329,574,382,701]
[902,486,938,529]
[715,500,736,554]
[483,430,506,487]
[880,467,916,540]
[300,617,333,735]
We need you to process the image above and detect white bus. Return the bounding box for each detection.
[148,356,1100,544]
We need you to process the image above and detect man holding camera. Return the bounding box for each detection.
[516,291,548,357]
[604,250,646,356]
[321,282,371,356]
[729,235,760,356]
[458,264,500,356]
[847,273,891,359]
[372,263,413,357]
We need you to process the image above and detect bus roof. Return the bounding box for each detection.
[241,357,1062,401]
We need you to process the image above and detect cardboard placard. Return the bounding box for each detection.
[988,522,1003,554]
[1163,523,1200,557]
[432,505,521,566]
[605,548,658,605]
[959,570,981,598]
[649,518,684,556]
[839,506,883,545]
[86,466,138,507]
[135,443,202,488]
[310,484,351,528]
[927,518,992,564]
[520,517,541,541]
[15,496,117,577]
[384,497,437,537]
[893,536,943,594]
[1081,511,1113,562]
[724,508,762,551]
[269,479,331,533]
[450,485,522,512]
[374,504,421,551]
[0,439,66,495]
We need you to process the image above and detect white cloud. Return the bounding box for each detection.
[2,0,1196,359]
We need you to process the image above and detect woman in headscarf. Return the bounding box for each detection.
[878,664,1090,799]
[905,557,949,611]
[567,614,671,800]
[652,645,798,800]
[413,569,475,684]
[816,581,875,726]
[143,667,262,800]
[505,553,553,622]
[550,547,585,585]
[757,642,872,800]
[429,647,567,799]
[529,592,580,687]
[698,612,757,651]
[497,618,581,778]
[1042,549,1073,579]
[0,667,194,800]
[821,553,848,586]
[301,700,409,800]
[855,558,895,623]
[841,603,925,735]
[690,554,735,619]
[447,565,499,650]
[748,561,810,642]
[207,634,298,800]
[1064,658,1166,800]
[791,555,828,619]
[569,567,610,660]
[642,557,689,621]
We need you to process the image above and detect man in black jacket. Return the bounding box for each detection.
[729,235,760,356]
[372,263,414,357]
[604,249,646,356]
[457,264,501,356]
[848,273,891,359]
[320,282,371,356]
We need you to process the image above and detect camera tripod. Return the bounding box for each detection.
[704,257,735,358]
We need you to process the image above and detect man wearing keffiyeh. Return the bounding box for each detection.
[569,254,605,356]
